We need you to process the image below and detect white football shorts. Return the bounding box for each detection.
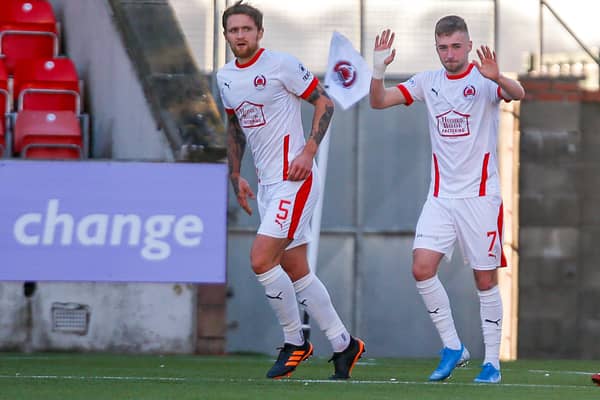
[413,195,507,270]
[257,166,319,249]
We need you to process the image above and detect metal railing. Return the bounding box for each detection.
[539,0,600,87]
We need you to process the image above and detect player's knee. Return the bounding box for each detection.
[474,271,498,291]
[476,280,496,291]
[250,251,279,274]
[412,263,435,281]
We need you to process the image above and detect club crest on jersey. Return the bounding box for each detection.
[463,85,476,98]
[235,101,266,128]
[333,61,357,88]
[436,110,470,138]
[253,74,267,90]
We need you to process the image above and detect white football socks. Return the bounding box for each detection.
[416,275,462,350]
[478,285,503,370]
[293,273,350,353]
[256,265,304,346]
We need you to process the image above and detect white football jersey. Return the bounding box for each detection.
[398,63,510,198]
[217,48,318,185]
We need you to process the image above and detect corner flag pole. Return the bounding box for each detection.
[300,30,370,340]
[302,126,331,340]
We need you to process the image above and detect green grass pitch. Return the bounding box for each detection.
[1,352,598,399]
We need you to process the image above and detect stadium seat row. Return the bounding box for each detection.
[0,0,88,159]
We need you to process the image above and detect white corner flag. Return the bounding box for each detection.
[303,32,371,339]
[324,31,372,110]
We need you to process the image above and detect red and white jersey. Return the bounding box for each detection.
[398,63,510,198]
[217,48,318,185]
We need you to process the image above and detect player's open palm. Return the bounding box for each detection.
[374,29,396,65]
[236,176,255,215]
[474,45,500,82]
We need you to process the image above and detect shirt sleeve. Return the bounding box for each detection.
[496,85,512,103]
[278,52,319,99]
[397,72,426,106]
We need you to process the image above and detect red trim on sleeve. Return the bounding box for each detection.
[433,153,440,197]
[497,203,508,267]
[497,86,512,102]
[397,84,414,106]
[288,173,313,239]
[300,77,319,100]
[282,134,290,181]
[479,152,490,196]
[225,108,234,115]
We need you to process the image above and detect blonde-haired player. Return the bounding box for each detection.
[370,15,525,383]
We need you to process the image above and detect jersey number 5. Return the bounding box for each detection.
[276,200,291,221]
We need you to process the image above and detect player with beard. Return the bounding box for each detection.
[217,1,365,380]
[369,16,525,383]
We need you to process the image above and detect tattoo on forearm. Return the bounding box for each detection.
[306,85,331,103]
[227,114,245,194]
[310,103,333,145]
[307,85,333,145]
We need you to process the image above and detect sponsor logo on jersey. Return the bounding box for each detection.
[333,61,357,88]
[463,84,476,98]
[436,110,471,137]
[299,63,312,81]
[253,74,267,90]
[235,101,266,128]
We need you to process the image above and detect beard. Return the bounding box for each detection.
[231,42,259,61]
[442,59,467,74]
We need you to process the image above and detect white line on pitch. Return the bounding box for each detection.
[0,374,594,389]
[527,369,596,376]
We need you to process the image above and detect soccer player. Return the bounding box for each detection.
[369,16,525,384]
[217,1,365,380]
[593,372,600,386]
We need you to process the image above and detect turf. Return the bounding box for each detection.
[0,352,598,400]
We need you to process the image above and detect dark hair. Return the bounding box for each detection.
[434,15,469,37]
[222,1,263,31]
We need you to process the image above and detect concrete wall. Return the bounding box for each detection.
[51,0,174,160]
[518,77,600,358]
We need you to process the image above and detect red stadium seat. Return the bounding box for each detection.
[0,0,57,32]
[13,57,80,113]
[0,59,9,156]
[14,110,82,159]
[0,0,59,73]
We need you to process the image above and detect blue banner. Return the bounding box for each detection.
[0,160,227,283]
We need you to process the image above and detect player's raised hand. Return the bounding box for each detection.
[235,176,255,215]
[374,29,396,65]
[474,45,500,82]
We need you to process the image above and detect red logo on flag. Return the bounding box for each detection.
[334,61,357,88]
